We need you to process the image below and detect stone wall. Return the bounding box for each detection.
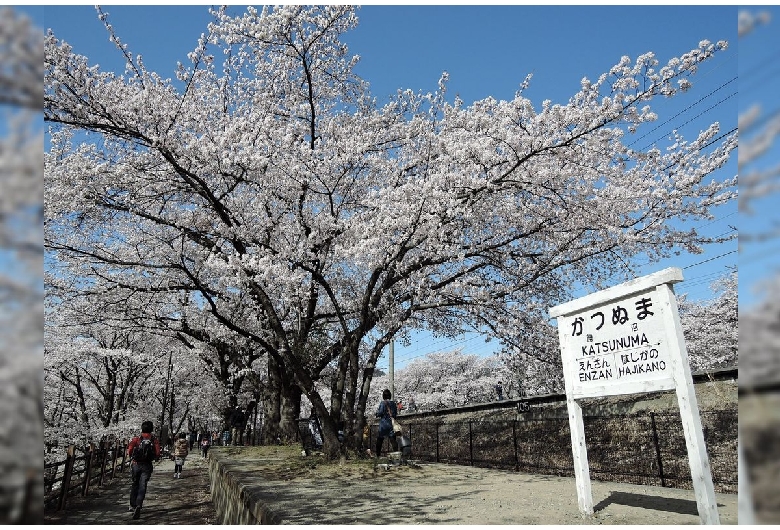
[208,452,282,525]
[394,367,737,424]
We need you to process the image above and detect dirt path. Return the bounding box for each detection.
[209,445,739,525]
[44,453,217,525]
[44,445,739,525]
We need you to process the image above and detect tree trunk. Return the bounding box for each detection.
[264,355,283,443]
[329,345,349,430]
[341,341,361,453]
[355,365,376,454]
[279,378,302,442]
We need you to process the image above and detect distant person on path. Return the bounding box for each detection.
[230,407,246,446]
[308,407,323,451]
[127,420,160,520]
[362,424,371,456]
[172,432,189,478]
[201,433,211,458]
[495,381,504,401]
[374,389,398,458]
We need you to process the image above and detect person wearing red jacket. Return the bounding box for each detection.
[126,420,161,520]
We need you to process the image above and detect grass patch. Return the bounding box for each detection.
[215,444,422,481]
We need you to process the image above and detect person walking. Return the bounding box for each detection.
[127,420,160,520]
[230,406,246,446]
[374,389,398,458]
[172,432,189,478]
[201,433,211,458]
[308,407,323,451]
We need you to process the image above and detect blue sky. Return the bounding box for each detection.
[40,5,742,370]
[0,7,43,285]
[737,6,780,313]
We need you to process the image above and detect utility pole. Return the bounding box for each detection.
[389,340,395,399]
[158,351,173,441]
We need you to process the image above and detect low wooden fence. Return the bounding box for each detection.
[44,439,128,511]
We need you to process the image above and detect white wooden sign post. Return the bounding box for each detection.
[549,268,720,524]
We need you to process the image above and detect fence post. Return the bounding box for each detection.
[120,440,127,472]
[512,420,519,471]
[650,412,666,487]
[435,424,440,463]
[82,443,94,496]
[99,440,108,486]
[58,445,76,511]
[45,465,57,495]
[468,421,473,467]
[111,440,119,480]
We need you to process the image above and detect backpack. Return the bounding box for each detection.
[132,435,155,463]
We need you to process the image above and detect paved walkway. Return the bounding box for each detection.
[44,453,217,525]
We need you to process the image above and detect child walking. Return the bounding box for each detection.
[201,434,211,458]
[172,432,189,478]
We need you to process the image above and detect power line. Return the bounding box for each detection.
[629,77,737,150]
[682,250,737,270]
[393,333,486,365]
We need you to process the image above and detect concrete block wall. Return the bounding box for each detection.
[207,454,282,525]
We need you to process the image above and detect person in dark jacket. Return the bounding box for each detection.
[374,389,398,457]
[127,420,160,520]
[201,433,211,458]
[230,407,246,446]
[495,381,504,401]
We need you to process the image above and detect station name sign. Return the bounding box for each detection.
[550,270,681,398]
[549,267,720,524]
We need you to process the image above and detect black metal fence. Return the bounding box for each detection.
[370,407,737,494]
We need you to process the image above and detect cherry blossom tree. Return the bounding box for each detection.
[45,6,737,458]
[43,307,226,455]
[678,270,738,373]
[1,7,42,524]
[43,274,234,454]
[371,349,511,414]
[45,258,277,439]
[43,326,157,450]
